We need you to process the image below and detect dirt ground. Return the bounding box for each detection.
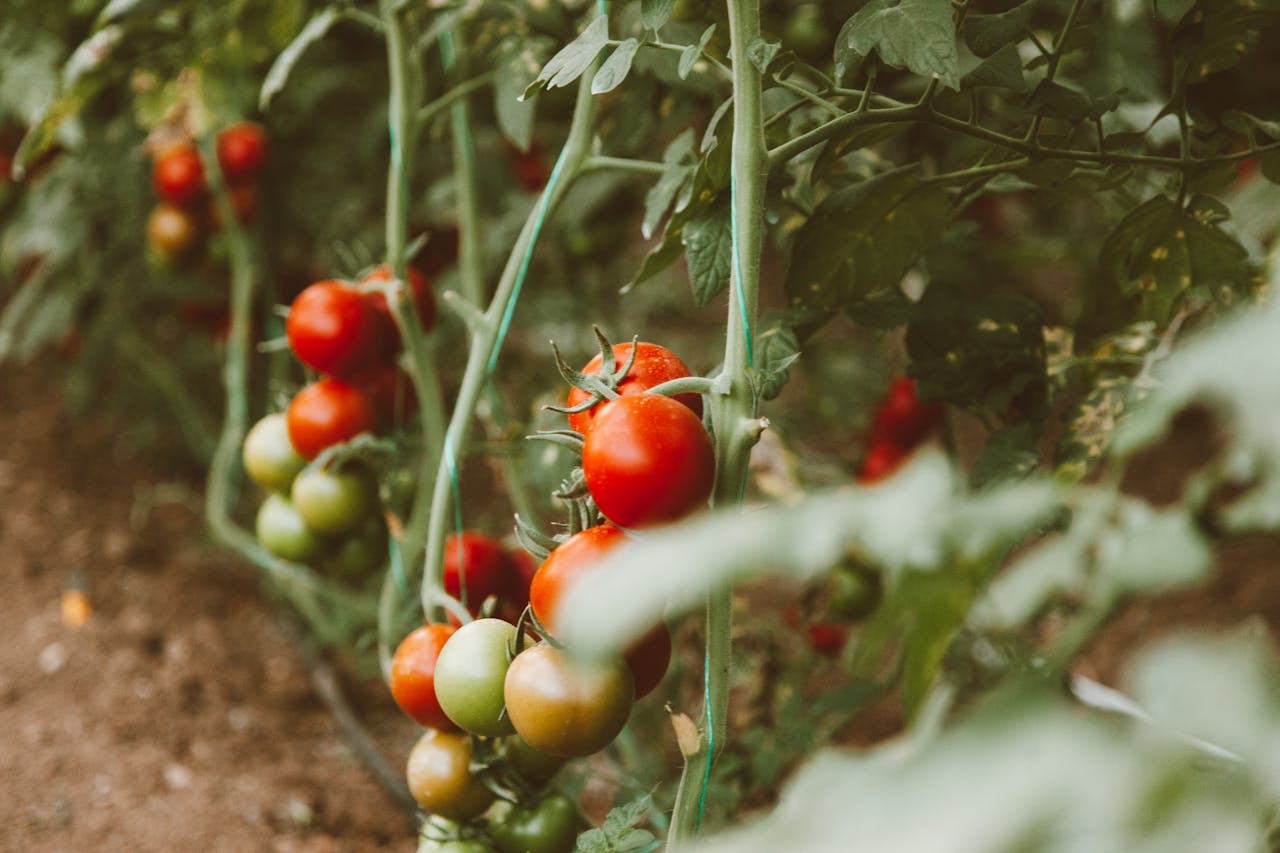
[3,361,1280,853]
[0,364,419,853]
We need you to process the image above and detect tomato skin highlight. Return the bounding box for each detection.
[286,280,391,378]
[434,618,520,737]
[566,342,702,434]
[153,142,206,206]
[286,378,379,460]
[503,644,634,758]
[581,394,715,528]
[405,728,495,821]
[390,624,458,730]
[215,122,268,181]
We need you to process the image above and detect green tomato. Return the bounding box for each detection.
[417,840,491,853]
[827,563,882,621]
[242,413,306,493]
[434,618,520,737]
[291,463,378,535]
[503,735,568,782]
[255,493,325,563]
[326,517,388,578]
[490,793,585,853]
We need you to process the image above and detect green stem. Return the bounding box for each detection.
[582,155,670,175]
[1025,0,1086,142]
[416,71,496,133]
[668,0,766,846]
[419,68,601,619]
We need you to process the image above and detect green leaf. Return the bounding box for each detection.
[960,43,1027,92]
[839,0,961,90]
[1172,0,1275,85]
[1027,80,1121,122]
[969,424,1041,490]
[641,0,676,31]
[494,43,543,150]
[592,38,639,94]
[642,132,695,239]
[1100,196,1256,325]
[679,24,717,80]
[750,316,802,401]
[523,15,610,100]
[626,228,686,290]
[747,37,782,73]
[907,285,1047,416]
[785,169,952,322]
[682,202,733,307]
[259,7,341,112]
[961,0,1037,58]
[1095,504,1211,595]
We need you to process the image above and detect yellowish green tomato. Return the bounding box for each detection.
[255,493,325,563]
[291,463,378,535]
[242,413,306,493]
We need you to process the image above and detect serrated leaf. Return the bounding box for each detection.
[641,0,676,31]
[523,15,609,100]
[1096,504,1211,594]
[751,317,802,400]
[495,43,543,150]
[747,38,781,73]
[592,38,639,94]
[682,202,733,306]
[1028,80,1121,122]
[907,285,1047,416]
[626,229,685,290]
[785,169,952,322]
[961,0,1037,57]
[838,0,960,90]
[960,43,1027,92]
[1100,196,1255,325]
[260,7,340,112]
[970,424,1041,490]
[642,165,692,240]
[679,25,717,80]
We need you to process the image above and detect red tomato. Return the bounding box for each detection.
[581,394,715,528]
[0,154,12,183]
[505,140,551,193]
[807,622,848,657]
[530,525,669,698]
[215,122,268,181]
[207,183,258,228]
[500,549,540,620]
[390,624,458,730]
[153,142,206,206]
[286,280,391,378]
[360,263,437,341]
[286,378,379,460]
[443,532,513,616]
[566,342,702,434]
[868,377,942,447]
[353,361,418,428]
[857,439,907,485]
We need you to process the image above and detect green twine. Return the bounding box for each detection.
[696,646,714,829]
[729,170,754,368]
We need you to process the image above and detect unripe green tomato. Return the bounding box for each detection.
[671,0,707,22]
[490,793,586,853]
[434,618,521,737]
[503,735,568,782]
[406,728,495,821]
[503,645,634,758]
[327,517,388,577]
[242,413,306,493]
[255,493,325,562]
[291,464,378,535]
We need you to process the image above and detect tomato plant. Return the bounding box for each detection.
[405,728,495,821]
[581,394,715,528]
[285,378,378,460]
[503,643,634,758]
[390,624,458,730]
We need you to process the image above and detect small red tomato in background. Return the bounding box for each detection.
[857,439,907,485]
[153,142,206,206]
[390,624,457,730]
[286,377,379,460]
[869,377,942,447]
[352,361,417,429]
[581,394,715,529]
[360,263,436,341]
[442,532,512,616]
[566,341,702,434]
[286,280,391,379]
[215,122,268,182]
[505,139,551,193]
[207,183,258,229]
[807,623,848,657]
[500,548,539,620]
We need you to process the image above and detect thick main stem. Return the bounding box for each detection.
[668,0,766,846]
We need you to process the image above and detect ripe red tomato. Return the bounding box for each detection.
[286,378,379,460]
[146,203,201,259]
[857,439,906,484]
[498,548,539,622]
[530,525,669,698]
[361,263,437,340]
[869,377,942,447]
[390,624,458,730]
[153,142,206,206]
[505,139,551,193]
[581,394,715,528]
[442,532,512,616]
[807,622,848,657]
[566,341,702,434]
[215,122,268,181]
[352,361,418,429]
[286,280,391,378]
[503,644,634,757]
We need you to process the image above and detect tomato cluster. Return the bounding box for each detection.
[243,413,388,577]
[146,123,267,263]
[788,561,884,658]
[283,264,433,458]
[856,376,943,484]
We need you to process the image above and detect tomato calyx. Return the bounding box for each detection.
[544,329,634,418]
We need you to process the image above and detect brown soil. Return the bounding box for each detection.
[0,364,419,853]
